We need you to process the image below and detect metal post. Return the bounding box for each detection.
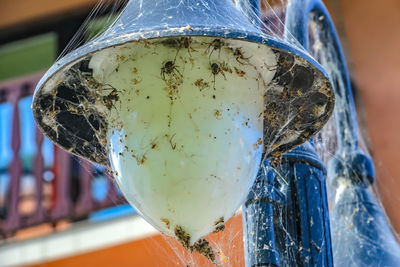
[241,0,333,266]
[272,143,334,266]
[243,162,280,267]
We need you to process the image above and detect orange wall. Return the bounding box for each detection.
[336,0,400,234]
[0,0,98,30]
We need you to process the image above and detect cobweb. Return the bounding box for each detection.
[32,0,400,266]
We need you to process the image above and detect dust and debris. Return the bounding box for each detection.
[234,66,246,77]
[214,109,222,120]
[174,225,217,264]
[253,138,263,150]
[161,218,170,229]
[32,57,116,165]
[261,48,334,159]
[192,238,216,263]
[213,217,226,233]
[194,78,210,91]
[270,156,283,169]
[175,225,191,250]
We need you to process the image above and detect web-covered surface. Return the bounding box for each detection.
[30,0,399,266]
[308,10,400,267]
[33,0,334,168]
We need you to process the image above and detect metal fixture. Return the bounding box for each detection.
[32,0,335,261]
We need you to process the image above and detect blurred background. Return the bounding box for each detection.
[0,0,399,266]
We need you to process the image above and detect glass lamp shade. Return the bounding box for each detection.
[32,0,334,247]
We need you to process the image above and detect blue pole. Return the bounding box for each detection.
[239,0,334,266]
[242,163,280,267]
[271,143,333,266]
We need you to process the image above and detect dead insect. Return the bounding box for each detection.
[174,225,191,250]
[176,38,192,61]
[169,133,177,150]
[205,39,224,59]
[151,143,158,149]
[233,48,251,65]
[163,37,195,64]
[211,63,224,76]
[102,87,120,110]
[211,63,226,89]
[214,217,224,225]
[161,218,170,229]
[161,61,182,82]
[192,239,216,263]
[138,155,147,165]
[180,37,196,57]
[213,224,225,233]
[71,69,122,111]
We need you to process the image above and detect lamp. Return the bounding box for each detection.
[32,0,334,258]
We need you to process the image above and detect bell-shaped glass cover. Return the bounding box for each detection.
[32,0,334,259]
